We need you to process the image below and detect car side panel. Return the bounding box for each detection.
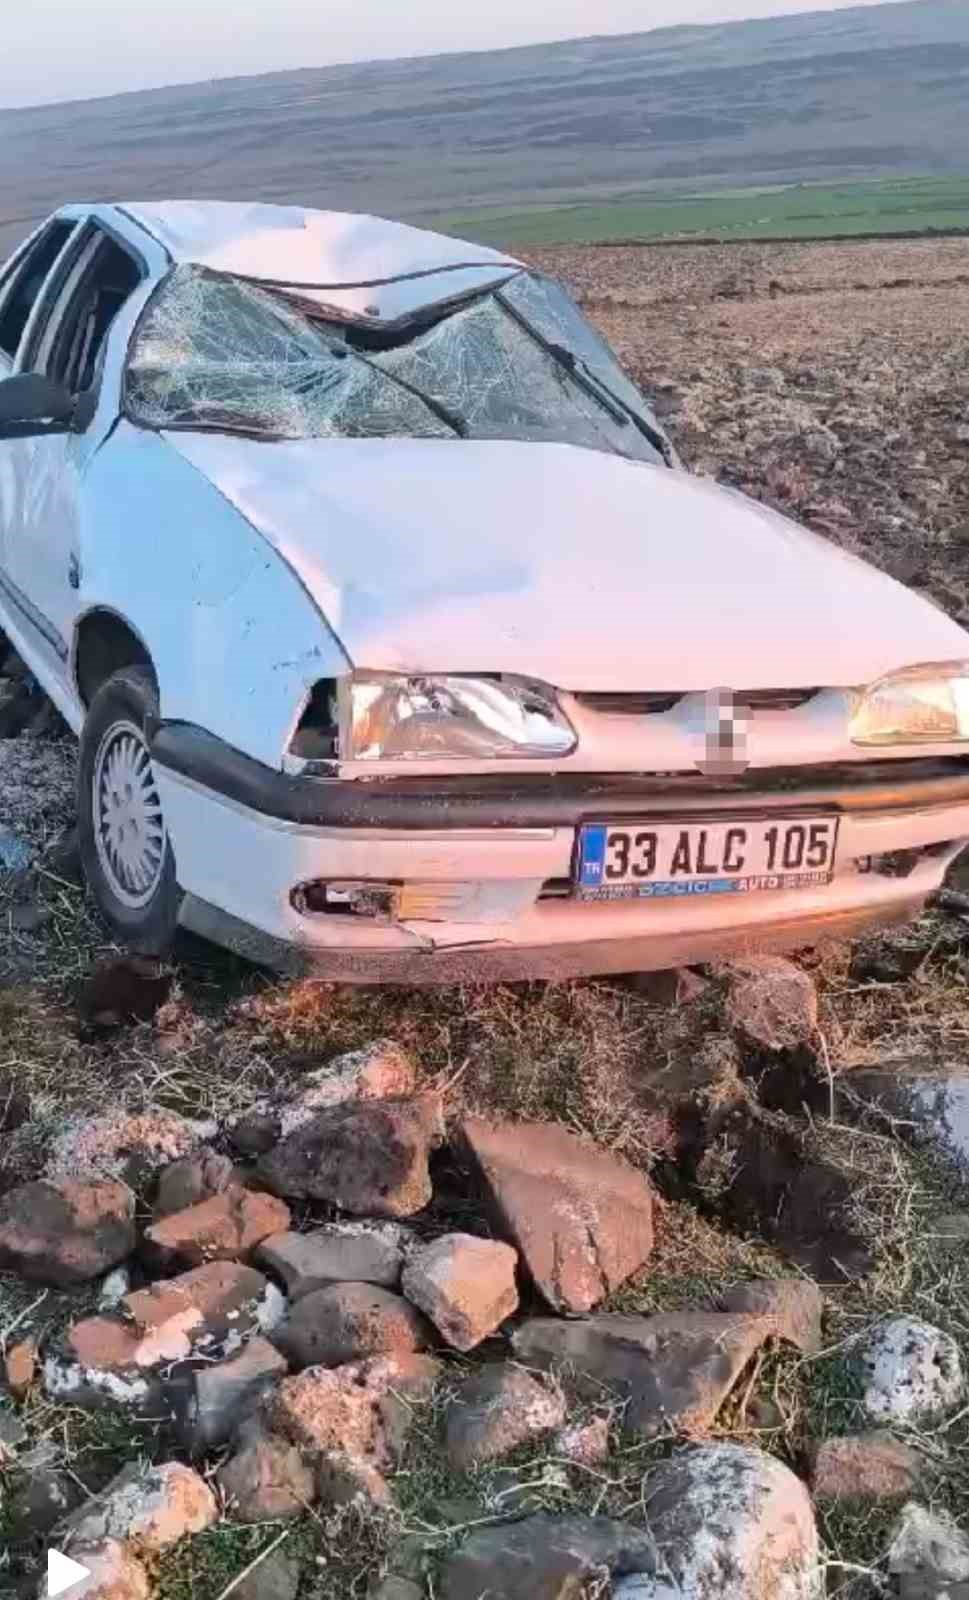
[78,423,349,766]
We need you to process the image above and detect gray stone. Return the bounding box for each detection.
[165,1335,289,1454]
[8,1467,84,1536]
[153,1150,236,1218]
[278,1282,429,1369]
[888,1502,969,1599]
[256,1224,407,1298]
[229,1112,282,1157]
[642,1443,820,1600]
[217,1417,317,1523]
[257,1094,443,1217]
[513,1309,775,1440]
[719,1279,823,1354]
[370,1582,423,1600]
[60,1460,218,1551]
[440,1514,656,1600]
[0,1178,135,1287]
[854,1316,964,1425]
[231,1549,302,1600]
[0,1408,27,1452]
[846,1062,969,1175]
[0,825,31,869]
[444,1364,566,1471]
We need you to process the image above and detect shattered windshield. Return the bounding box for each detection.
[125,263,667,465]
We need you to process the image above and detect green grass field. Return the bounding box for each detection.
[434,173,969,248]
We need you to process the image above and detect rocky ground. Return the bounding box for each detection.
[2,235,969,1600]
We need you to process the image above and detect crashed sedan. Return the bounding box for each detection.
[1,200,969,981]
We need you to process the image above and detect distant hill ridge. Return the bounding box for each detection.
[0,0,966,255]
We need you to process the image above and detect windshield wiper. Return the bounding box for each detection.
[496,290,673,464]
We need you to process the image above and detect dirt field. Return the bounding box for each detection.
[2,235,969,1598]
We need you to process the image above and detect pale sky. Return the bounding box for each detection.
[3,0,913,109]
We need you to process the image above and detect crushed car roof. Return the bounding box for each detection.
[119,201,522,324]
[122,200,517,286]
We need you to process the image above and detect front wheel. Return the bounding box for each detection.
[78,665,181,954]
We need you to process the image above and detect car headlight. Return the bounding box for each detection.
[342,672,577,760]
[850,661,969,746]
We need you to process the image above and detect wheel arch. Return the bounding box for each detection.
[73,607,156,709]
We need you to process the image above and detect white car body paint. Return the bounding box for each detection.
[165,430,969,691]
[0,198,968,982]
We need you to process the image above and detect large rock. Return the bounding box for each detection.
[165,1336,289,1454]
[0,1178,134,1286]
[845,1062,969,1174]
[268,1352,440,1492]
[811,1432,922,1503]
[256,1224,408,1299]
[61,1460,217,1551]
[887,1502,969,1599]
[459,1118,654,1313]
[218,1416,317,1523]
[642,1444,820,1600]
[402,1233,519,1351]
[513,1310,777,1439]
[44,1109,215,1184]
[439,1514,656,1600]
[8,1467,84,1537]
[719,1279,823,1354]
[274,1041,418,1133]
[45,1262,285,1409]
[143,1186,290,1268]
[257,1095,443,1217]
[444,1364,566,1471]
[854,1316,964,1425]
[721,956,818,1051]
[278,1282,429,1369]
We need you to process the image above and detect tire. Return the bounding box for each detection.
[78,665,181,955]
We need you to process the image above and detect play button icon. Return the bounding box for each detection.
[47,1549,91,1597]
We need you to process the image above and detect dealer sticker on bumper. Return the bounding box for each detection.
[576,816,839,901]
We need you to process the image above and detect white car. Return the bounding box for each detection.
[1,200,968,982]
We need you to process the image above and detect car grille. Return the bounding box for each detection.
[574,687,819,716]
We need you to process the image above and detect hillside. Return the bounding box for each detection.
[1,0,968,256]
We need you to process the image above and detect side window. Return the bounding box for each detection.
[28,228,143,399]
[0,220,75,362]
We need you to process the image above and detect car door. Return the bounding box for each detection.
[1,220,145,699]
[0,217,81,601]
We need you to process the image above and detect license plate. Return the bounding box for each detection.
[575,815,839,901]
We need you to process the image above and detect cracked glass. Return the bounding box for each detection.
[126,263,665,464]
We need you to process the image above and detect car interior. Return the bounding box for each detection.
[39,233,142,396]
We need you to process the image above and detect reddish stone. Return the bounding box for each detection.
[144,1186,290,1267]
[460,1117,654,1314]
[0,1178,134,1286]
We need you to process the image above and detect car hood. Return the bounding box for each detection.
[166,433,969,692]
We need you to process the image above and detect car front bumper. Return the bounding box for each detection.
[152,727,969,983]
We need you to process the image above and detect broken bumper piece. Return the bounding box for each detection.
[151,724,969,983]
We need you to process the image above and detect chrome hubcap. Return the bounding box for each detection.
[93,719,167,909]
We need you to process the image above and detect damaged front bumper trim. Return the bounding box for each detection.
[151,721,969,831]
